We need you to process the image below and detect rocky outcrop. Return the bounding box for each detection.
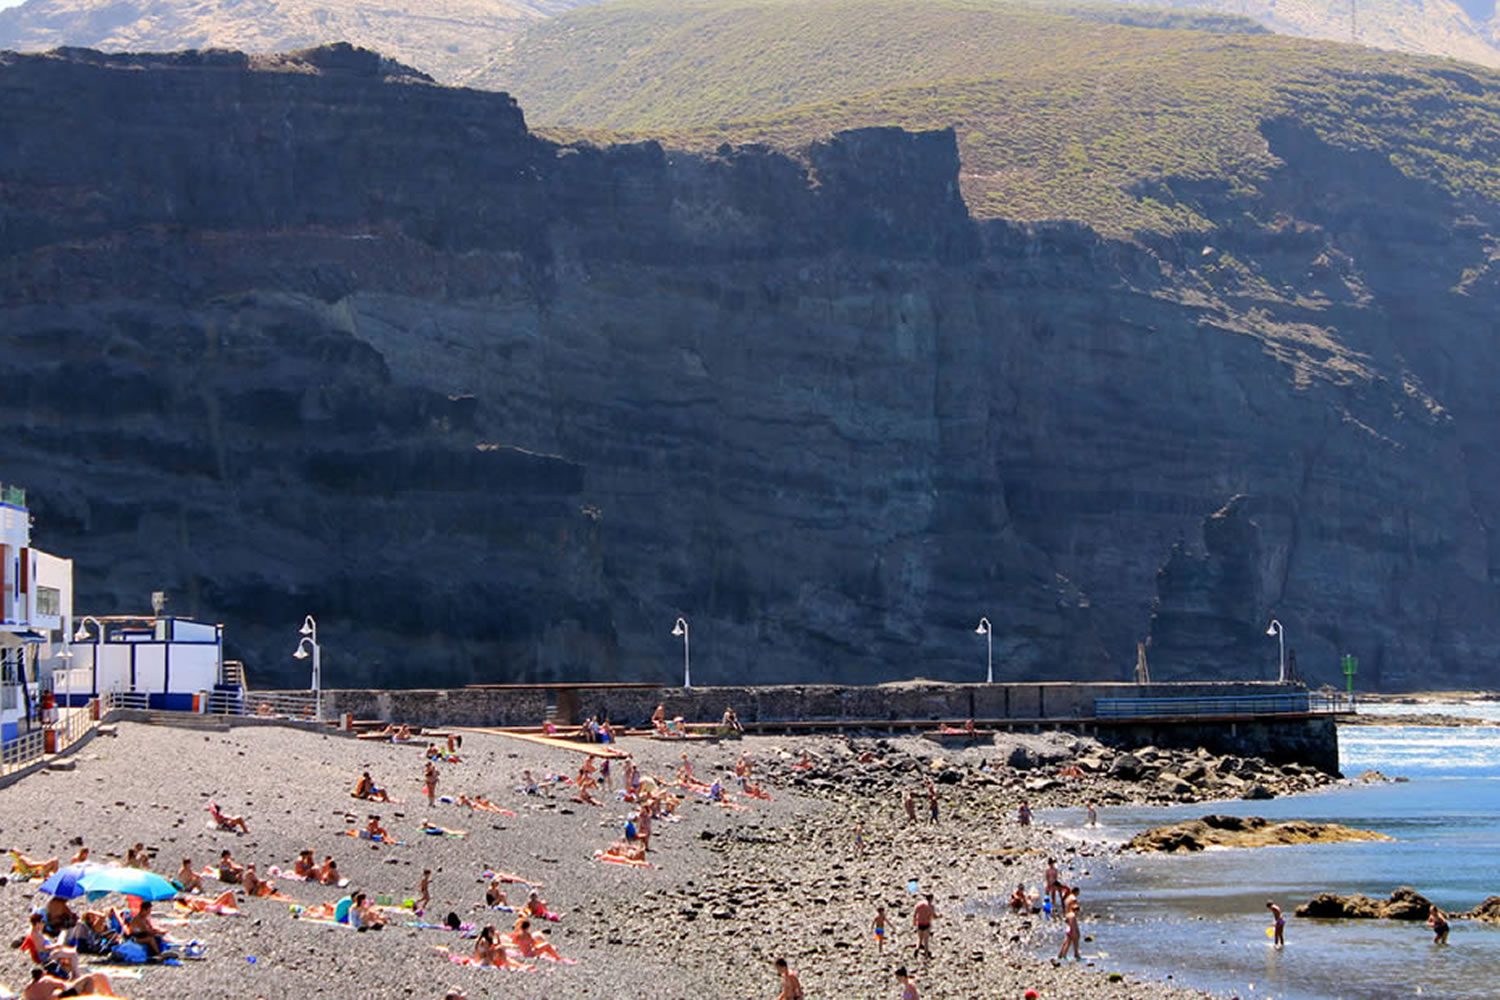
[1460,896,1500,922]
[3,47,1500,688]
[1127,815,1391,852]
[1296,887,1433,920]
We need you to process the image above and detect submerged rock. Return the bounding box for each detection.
[1126,814,1392,853]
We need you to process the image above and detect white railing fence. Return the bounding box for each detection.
[0,728,45,778]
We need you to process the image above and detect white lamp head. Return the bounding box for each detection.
[1266,621,1279,637]
[975,618,990,635]
[672,620,686,637]
[300,615,316,637]
[293,638,313,660]
[72,625,89,642]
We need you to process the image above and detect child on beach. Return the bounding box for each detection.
[872,905,888,953]
[424,760,440,806]
[418,869,432,914]
[1267,900,1285,949]
[1018,800,1032,826]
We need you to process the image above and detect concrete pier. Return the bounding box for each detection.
[312,679,1347,774]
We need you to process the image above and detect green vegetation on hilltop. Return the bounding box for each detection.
[495,0,1500,235]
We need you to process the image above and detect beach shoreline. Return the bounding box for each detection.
[0,720,1351,999]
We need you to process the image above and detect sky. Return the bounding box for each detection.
[0,0,25,10]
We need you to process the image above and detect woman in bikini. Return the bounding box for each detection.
[510,919,565,961]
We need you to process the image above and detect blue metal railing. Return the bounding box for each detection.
[1095,691,1356,720]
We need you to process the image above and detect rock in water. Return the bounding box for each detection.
[1126,815,1392,852]
[1295,887,1433,920]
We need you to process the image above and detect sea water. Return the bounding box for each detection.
[1033,701,1500,1000]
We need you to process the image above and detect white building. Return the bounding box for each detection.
[0,484,74,743]
[60,615,226,711]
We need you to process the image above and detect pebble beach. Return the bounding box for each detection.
[0,720,1325,999]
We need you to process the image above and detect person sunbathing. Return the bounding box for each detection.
[217,849,244,884]
[127,900,170,958]
[65,910,118,955]
[571,784,601,807]
[20,967,117,1000]
[421,819,464,836]
[177,889,238,914]
[472,925,505,966]
[518,769,541,795]
[650,703,667,733]
[353,771,390,802]
[241,862,278,898]
[67,845,89,865]
[599,839,647,864]
[484,882,509,908]
[510,919,567,961]
[363,816,390,841]
[292,850,318,879]
[522,890,560,922]
[1008,883,1031,913]
[394,724,414,742]
[43,895,77,935]
[207,801,250,833]
[792,750,815,771]
[318,857,341,885]
[459,794,510,814]
[176,857,203,893]
[21,913,79,978]
[348,892,387,931]
[8,849,60,878]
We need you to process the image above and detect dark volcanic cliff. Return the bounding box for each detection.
[2,46,1498,689]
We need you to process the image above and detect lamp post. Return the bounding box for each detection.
[975,617,993,684]
[72,616,104,697]
[672,617,691,690]
[293,615,321,720]
[1265,619,1286,683]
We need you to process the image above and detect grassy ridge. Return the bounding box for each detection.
[496,0,1500,235]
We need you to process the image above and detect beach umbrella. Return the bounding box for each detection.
[38,864,99,900]
[78,867,179,902]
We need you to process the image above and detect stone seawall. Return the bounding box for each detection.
[304,680,1342,773]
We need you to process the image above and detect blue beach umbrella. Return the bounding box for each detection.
[79,867,179,902]
[38,864,99,900]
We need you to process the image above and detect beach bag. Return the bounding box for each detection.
[333,897,353,924]
[112,941,149,964]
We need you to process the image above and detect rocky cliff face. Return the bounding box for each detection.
[2,47,1497,689]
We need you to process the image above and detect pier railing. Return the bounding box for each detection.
[1095,691,1355,720]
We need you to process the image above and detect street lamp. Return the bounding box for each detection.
[975,617,993,684]
[293,615,321,720]
[1266,619,1286,683]
[72,615,104,696]
[672,617,691,689]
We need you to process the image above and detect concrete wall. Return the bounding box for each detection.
[316,680,1297,728]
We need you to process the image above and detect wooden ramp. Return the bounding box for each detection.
[456,727,631,758]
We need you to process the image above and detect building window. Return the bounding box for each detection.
[36,586,60,617]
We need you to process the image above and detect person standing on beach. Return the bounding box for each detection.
[1428,905,1449,945]
[772,957,804,999]
[1055,889,1082,961]
[1044,859,1061,907]
[424,759,440,807]
[872,904,888,953]
[925,782,939,823]
[912,893,938,958]
[895,966,920,999]
[418,869,432,914]
[1267,900,1285,948]
[1018,800,1032,826]
[902,788,917,823]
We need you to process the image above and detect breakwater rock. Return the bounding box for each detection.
[5,46,1500,687]
[1295,887,1433,920]
[1460,896,1500,922]
[1127,815,1391,853]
